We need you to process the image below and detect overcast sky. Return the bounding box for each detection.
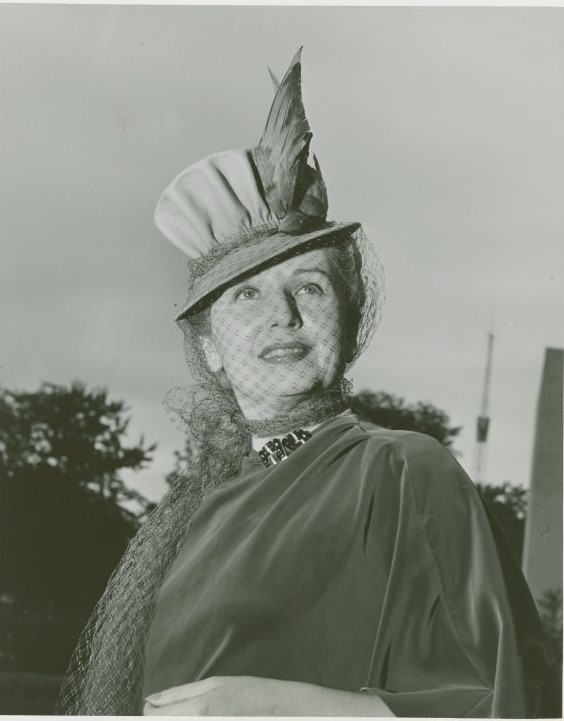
[1,5,562,501]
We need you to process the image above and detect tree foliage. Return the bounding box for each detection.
[0,382,154,507]
[0,382,155,674]
[475,482,527,562]
[537,589,563,668]
[350,390,461,448]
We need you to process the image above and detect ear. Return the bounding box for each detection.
[200,335,223,373]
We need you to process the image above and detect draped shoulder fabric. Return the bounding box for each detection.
[142,413,559,717]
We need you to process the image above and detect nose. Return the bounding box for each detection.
[268,290,303,329]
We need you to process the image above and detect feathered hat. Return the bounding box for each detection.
[155,49,360,320]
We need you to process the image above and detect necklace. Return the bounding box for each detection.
[257,429,313,468]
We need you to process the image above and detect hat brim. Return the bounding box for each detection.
[175,221,360,320]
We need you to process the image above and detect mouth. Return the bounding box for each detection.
[259,342,311,364]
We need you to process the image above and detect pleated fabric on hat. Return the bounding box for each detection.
[154,150,278,258]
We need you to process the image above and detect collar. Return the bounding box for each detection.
[257,429,313,468]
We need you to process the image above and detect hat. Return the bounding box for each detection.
[155,49,360,319]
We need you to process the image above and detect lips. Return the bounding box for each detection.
[259,342,311,364]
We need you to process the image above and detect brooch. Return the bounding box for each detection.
[258,429,313,468]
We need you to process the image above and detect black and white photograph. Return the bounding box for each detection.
[0,3,562,716]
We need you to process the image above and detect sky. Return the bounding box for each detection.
[0,5,563,502]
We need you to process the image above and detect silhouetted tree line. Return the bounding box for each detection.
[0,382,541,686]
[0,383,155,676]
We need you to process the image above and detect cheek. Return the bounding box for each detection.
[319,333,346,374]
[308,303,344,340]
[306,305,346,369]
[210,315,257,371]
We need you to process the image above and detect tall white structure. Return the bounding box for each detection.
[522,347,563,601]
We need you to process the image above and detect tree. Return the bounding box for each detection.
[0,382,154,510]
[475,482,527,562]
[537,589,563,668]
[0,382,155,674]
[350,390,461,449]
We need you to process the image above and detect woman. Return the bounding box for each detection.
[58,50,559,717]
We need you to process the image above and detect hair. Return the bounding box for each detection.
[322,237,366,366]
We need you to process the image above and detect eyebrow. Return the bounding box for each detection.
[229,267,331,293]
[292,268,331,278]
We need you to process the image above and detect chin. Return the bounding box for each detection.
[239,379,336,418]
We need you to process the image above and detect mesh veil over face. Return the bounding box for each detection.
[56,226,384,715]
[170,227,383,434]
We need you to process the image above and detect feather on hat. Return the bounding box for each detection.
[155,49,359,319]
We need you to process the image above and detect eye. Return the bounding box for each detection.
[296,282,323,296]
[234,286,259,301]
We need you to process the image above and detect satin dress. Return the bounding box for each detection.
[142,412,559,717]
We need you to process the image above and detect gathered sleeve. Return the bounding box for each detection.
[359,433,559,718]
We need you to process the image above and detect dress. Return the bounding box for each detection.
[142,412,559,717]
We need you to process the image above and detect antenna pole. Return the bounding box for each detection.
[474,333,495,484]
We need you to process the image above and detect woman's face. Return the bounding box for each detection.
[202,247,346,418]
